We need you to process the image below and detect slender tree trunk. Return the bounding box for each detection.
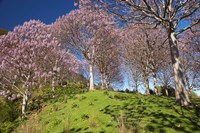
[105,81,109,90]
[52,77,56,92]
[89,64,94,90]
[52,60,58,92]
[142,72,150,95]
[185,74,192,98]
[142,64,150,95]
[101,73,104,90]
[152,71,158,95]
[144,77,150,95]
[105,75,109,90]
[169,32,191,106]
[165,88,169,96]
[135,81,138,93]
[22,85,29,118]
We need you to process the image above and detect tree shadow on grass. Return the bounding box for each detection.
[101,95,200,132]
[68,127,83,133]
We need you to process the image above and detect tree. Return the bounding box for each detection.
[122,25,151,95]
[0,20,78,117]
[53,8,115,90]
[79,0,200,105]
[157,62,174,96]
[92,27,122,90]
[179,25,200,97]
[122,24,168,95]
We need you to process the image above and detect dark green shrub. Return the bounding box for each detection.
[0,98,21,133]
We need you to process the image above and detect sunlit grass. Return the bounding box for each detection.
[15,90,200,133]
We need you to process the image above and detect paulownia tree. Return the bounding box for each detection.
[92,27,122,90]
[76,0,200,105]
[53,7,115,90]
[179,24,200,96]
[0,20,78,117]
[122,24,168,95]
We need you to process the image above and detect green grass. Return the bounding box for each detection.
[14,91,200,133]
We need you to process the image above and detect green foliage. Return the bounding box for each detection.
[0,120,19,133]
[0,82,88,132]
[0,28,8,36]
[28,82,88,111]
[0,97,21,133]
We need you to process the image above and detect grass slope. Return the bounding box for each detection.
[15,91,200,133]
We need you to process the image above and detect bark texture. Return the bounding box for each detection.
[169,32,191,105]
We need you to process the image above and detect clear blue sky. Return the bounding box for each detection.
[0,0,199,96]
[0,0,77,31]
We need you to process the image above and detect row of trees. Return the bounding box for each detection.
[53,8,122,90]
[73,0,200,106]
[0,9,122,116]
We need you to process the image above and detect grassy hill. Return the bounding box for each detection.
[13,90,200,133]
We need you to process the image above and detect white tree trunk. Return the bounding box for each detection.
[52,59,58,92]
[142,65,150,95]
[22,85,29,118]
[152,71,158,95]
[169,32,191,105]
[144,77,150,95]
[165,88,169,96]
[52,78,56,92]
[89,64,94,90]
[101,73,104,90]
[105,81,109,90]
[105,75,109,90]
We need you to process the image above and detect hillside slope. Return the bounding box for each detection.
[15,91,200,133]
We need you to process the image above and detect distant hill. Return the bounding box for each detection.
[0,28,8,36]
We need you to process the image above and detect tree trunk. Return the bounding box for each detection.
[101,73,104,90]
[144,77,150,95]
[169,32,191,106]
[105,81,109,90]
[52,60,58,92]
[22,85,29,118]
[51,73,56,98]
[52,77,56,92]
[165,88,169,96]
[152,71,158,95]
[89,64,94,90]
[142,64,150,95]
[135,81,138,93]
[105,75,109,90]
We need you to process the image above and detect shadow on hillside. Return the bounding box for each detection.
[100,94,200,132]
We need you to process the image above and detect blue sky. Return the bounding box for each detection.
[0,0,199,96]
[0,0,77,31]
